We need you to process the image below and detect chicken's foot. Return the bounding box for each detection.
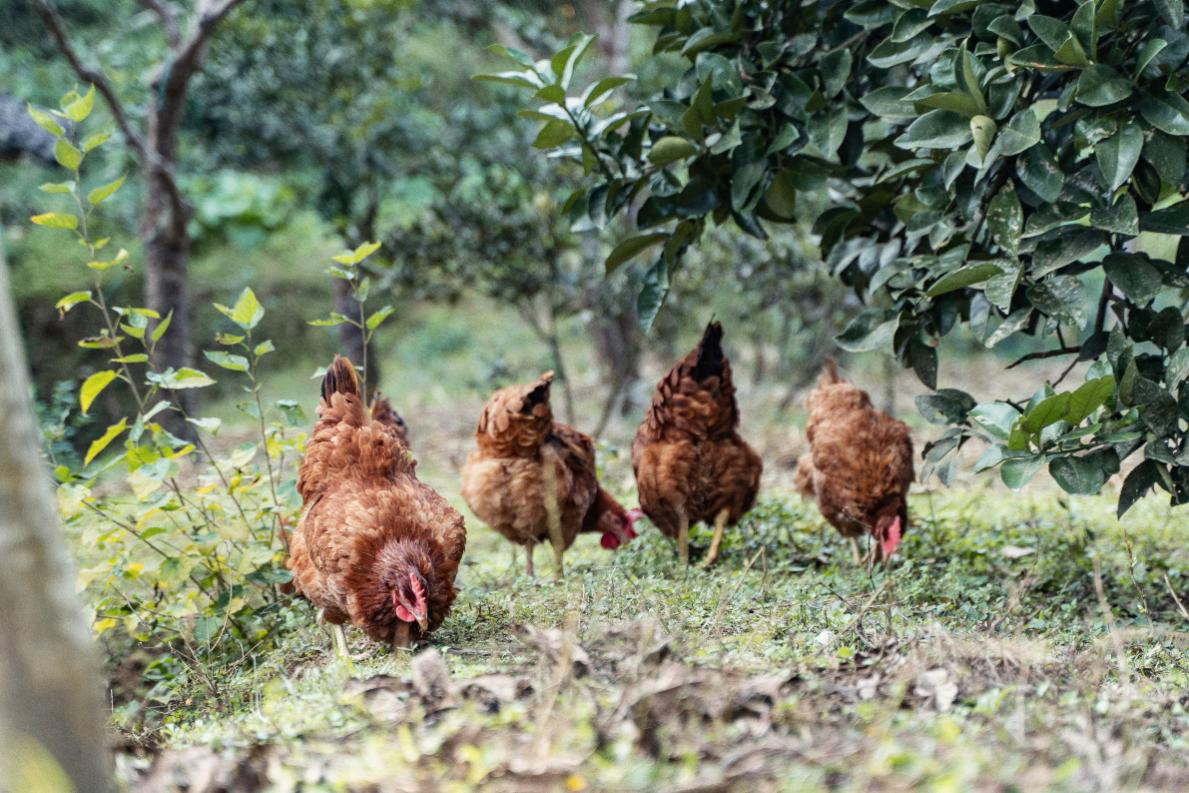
[333,624,351,660]
[701,509,730,568]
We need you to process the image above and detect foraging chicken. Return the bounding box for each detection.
[460,372,638,578]
[632,321,762,566]
[287,356,466,651]
[796,358,914,565]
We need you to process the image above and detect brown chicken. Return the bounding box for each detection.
[287,356,466,652]
[370,393,410,446]
[460,372,639,578]
[796,358,914,565]
[632,321,762,566]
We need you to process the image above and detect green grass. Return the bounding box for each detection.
[116,487,1189,792]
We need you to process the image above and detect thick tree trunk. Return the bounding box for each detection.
[141,161,196,431]
[0,237,112,792]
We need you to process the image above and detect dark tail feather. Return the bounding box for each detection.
[692,320,725,382]
[322,355,360,402]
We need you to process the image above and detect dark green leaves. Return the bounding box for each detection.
[894,110,972,149]
[1095,122,1143,193]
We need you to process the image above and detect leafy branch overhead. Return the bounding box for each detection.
[482,0,1189,515]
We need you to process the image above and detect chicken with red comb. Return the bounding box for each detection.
[796,358,914,565]
[286,356,466,652]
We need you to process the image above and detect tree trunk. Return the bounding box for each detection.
[0,236,112,792]
[333,277,377,398]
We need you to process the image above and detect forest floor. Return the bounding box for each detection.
[118,487,1188,792]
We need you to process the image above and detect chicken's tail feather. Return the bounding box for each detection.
[818,356,842,386]
[692,320,725,382]
[322,355,361,402]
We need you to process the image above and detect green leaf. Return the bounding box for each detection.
[1019,145,1064,203]
[955,43,986,113]
[1091,194,1138,236]
[27,104,64,137]
[553,33,596,90]
[606,233,668,274]
[970,115,997,160]
[1021,392,1071,434]
[583,76,633,107]
[203,350,250,372]
[926,262,1004,296]
[894,109,972,149]
[54,138,82,171]
[254,339,275,358]
[366,305,396,330]
[151,310,173,344]
[1103,253,1162,304]
[1067,376,1116,425]
[80,370,118,414]
[215,287,264,330]
[472,71,543,90]
[147,367,216,389]
[1139,201,1189,235]
[836,314,898,353]
[1095,122,1143,193]
[916,389,976,425]
[62,85,94,122]
[1135,39,1168,78]
[1049,454,1110,495]
[110,354,148,364]
[1153,0,1184,26]
[648,136,699,166]
[39,181,73,194]
[81,130,111,153]
[997,110,1041,156]
[1075,65,1131,107]
[970,402,1021,440]
[1027,276,1086,326]
[987,185,1022,254]
[1001,455,1045,489]
[636,258,669,332]
[84,418,127,466]
[533,119,575,149]
[332,241,381,266]
[55,290,92,316]
[30,212,78,230]
[1139,92,1189,136]
[1118,461,1162,516]
[308,313,350,327]
[87,175,125,208]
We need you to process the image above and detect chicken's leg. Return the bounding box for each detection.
[849,537,862,566]
[525,544,534,578]
[333,624,351,659]
[678,514,690,567]
[701,509,730,568]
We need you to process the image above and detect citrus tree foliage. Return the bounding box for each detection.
[486,1,1189,515]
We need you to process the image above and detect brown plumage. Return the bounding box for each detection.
[370,393,410,446]
[460,372,638,578]
[286,356,466,650]
[631,321,762,566]
[797,358,914,564]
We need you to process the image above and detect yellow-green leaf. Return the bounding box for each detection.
[27,104,64,137]
[55,290,92,316]
[80,370,118,414]
[151,309,173,343]
[39,181,74,194]
[63,85,94,123]
[332,240,382,265]
[54,138,82,170]
[230,286,264,329]
[84,418,127,465]
[87,175,125,207]
[81,130,111,152]
[31,212,78,230]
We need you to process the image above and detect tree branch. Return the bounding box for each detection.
[139,0,180,48]
[33,0,145,156]
[1005,346,1079,369]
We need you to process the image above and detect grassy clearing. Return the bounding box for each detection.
[118,487,1188,792]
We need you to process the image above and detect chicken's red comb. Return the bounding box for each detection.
[600,532,621,550]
